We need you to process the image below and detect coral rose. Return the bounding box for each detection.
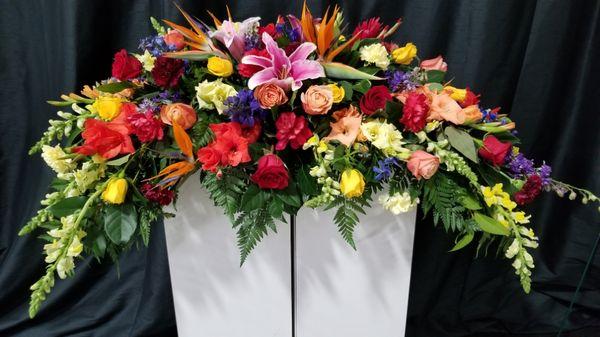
[420,55,448,72]
[407,150,440,180]
[163,30,185,50]
[254,84,288,109]
[301,85,333,115]
[160,103,197,130]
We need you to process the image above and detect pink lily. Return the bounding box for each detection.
[210,17,261,61]
[242,32,324,91]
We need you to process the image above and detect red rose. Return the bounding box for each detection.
[400,92,429,132]
[111,49,143,81]
[478,135,511,166]
[514,175,543,205]
[151,56,185,88]
[73,111,135,159]
[238,49,270,78]
[251,154,289,190]
[460,87,480,108]
[359,85,393,115]
[275,112,312,151]
[141,183,175,206]
[197,145,222,172]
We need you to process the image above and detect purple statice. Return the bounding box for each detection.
[223,89,268,127]
[139,35,177,57]
[138,98,159,113]
[373,157,400,181]
[506,153,535,178]
[385,70,417,92]
[538,163,552,186]
[244,33,260,51]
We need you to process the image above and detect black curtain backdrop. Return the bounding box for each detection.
[1,0,599,336]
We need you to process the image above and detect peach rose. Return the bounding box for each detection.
[301,85,333,115]
[462,105,483,124]
[163,30,185,50]
[160,103,197,129]
[429,93,465,125]
[407,150,440,180]
[420,55,448,72]
[254,83,288,109]
[324,105,362,146]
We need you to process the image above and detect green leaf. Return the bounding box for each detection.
[384,100,404,121]
[106,154,131,166]
[449,232,474,252]
[444,126,479,163]
[358,66,380,75]
[296,165,318,196]
[96,82,134,94]
[48,196,88,218]
[426,82,444,93]
[340,81,354,101]
[351,38,380,51]
[426,70,446,83]
[92,234,107,258]
[352,79,372,94]
[163,50,215,61]
[476,165,520,195]
[459,194,482,210]
[103,204,138,244]
[50,178,70,191]
[268,198,284,220]
[322,62,383,80]
[241,185,268,212]
[277,184,302,208]
[472,213,509,236]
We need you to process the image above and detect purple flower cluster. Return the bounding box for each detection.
[224,89,267,127]
[244,33,260,51]
[139,35,177,57]
[373,157,399,181]
[138,91,181,113]
[506,152,552,186]
[276,23,301,42]
[385,70,417,92]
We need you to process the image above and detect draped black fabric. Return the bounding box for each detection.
[1,1,599,336]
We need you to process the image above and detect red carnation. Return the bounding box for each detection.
[140,183,175,206]
[352,17,387,39]
[359,85,393,115]
[258,23,278,38]
[111,49,143,81]
[514,175,543,205]
[400,92,430,132]
[275,112,312,151]
[460,87,480,108]
[73,109,135,159]
[238,49,270,78]
[478,135,512,166]
[196,145,222,172]
[151,56,185,88]
[128,110,164,143]
[251,154,289,190]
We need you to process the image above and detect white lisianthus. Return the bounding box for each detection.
[135,50,156,71]
[359,43,390,70]
[41,145,76,174]
[379,191,418,215]
[360,121,410,157]
[196,79,237,114]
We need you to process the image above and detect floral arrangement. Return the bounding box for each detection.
[23,3,598,318]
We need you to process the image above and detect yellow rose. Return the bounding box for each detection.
[444,85,467,102]
[392,43,417,65]
[329,84,345,103]
[207,56,234,77]
[340,169,365,198]
[93,96,122,120]
[102,178,128,204]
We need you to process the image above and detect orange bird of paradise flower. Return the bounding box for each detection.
[150,122,196,188]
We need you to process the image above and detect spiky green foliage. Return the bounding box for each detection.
[423,173,474,233]
[201,171,246,220]
[190,111,217,149]
[139,205,161,246]
[234,207,275,265]
[327,196,368,249]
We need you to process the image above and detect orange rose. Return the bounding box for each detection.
[301,85,333,115]
[254,83,288,109]
[462,105,483,124]
[407,150,440,180]
[160,103,197,130]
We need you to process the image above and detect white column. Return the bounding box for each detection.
[295,204,416,337]
[164,173,292,337]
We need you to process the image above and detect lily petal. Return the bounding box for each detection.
[241,55,272,68]
[289,42,317,63]
[290,60,325,82]
[248,67,277,89]
[262,32,291,74]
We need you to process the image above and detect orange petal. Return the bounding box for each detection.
[325,31,362,62]
[206,10,222,27]
[175,3,207,39]
[163,19,204,45]
[173,122,194,160]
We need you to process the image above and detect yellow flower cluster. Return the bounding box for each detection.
[481,183,517,211]
[360,120,410,158]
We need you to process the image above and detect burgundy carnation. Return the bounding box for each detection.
[151,56,185,88]
[400,92,429,132]
[478,135,511,166]
[258,23,278,38]
[141,183,175,206]
[111,49,142,81]
[127,111,164,143]
[359,85,393,115]
[275,112,312,151]
[514,175,543,205]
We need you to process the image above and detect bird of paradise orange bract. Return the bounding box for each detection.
[150,122,196,188]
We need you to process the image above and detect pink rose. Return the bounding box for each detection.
[301,85,333,115]
[160,103,197,130]
[420,55,448,72]
[163,30,185,50]
[407,150,440,180]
